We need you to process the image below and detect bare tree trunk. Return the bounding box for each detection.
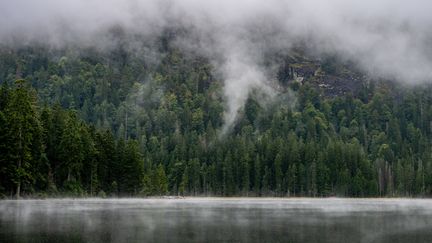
[90,173,93,197]
[16,182,21,199]
[16,127,22,199]
[125,112,128,141]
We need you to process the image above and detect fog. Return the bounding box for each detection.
[1,198,432,242]
[1,0,432,129]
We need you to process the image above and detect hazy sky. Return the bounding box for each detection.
[1,0,432,129]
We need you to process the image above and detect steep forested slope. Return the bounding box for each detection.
[1,44,432,198]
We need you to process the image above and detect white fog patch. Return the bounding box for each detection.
[219,50,276,133]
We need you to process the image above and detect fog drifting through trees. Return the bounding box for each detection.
[2,0,432,129]
[2,1,432,198]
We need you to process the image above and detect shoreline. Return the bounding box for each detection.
[1,196,431,201]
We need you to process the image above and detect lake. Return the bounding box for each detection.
[1,198,432,242]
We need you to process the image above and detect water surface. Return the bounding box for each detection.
[1,198,432,243]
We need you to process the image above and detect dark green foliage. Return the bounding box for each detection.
[1,47,432,198]
[0,80,42,197]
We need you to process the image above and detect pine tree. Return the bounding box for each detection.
[274,153,283,195]
[156,164,168,195]
[241,154,250,196]
[3,80,41,197]
[223,152,235,196]
[253,155,261,195]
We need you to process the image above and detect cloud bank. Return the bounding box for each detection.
[1,0,432,129]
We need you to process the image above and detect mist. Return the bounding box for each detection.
[1,198,432,242]
[2,0,432,129]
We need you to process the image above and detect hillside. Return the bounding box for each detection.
[1,40,432,198]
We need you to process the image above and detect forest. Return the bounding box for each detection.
[1,45,432,198]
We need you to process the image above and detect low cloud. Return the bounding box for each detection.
[2,0,432,128]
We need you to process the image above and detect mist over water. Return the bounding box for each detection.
[1,198,432,243]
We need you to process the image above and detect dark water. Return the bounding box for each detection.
[1,198,432,243]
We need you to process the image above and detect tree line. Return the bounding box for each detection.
[1,47,432,197]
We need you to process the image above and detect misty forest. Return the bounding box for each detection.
[2,45,432,199]
[2,1,432,199]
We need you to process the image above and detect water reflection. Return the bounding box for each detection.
[1,198,432,243]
